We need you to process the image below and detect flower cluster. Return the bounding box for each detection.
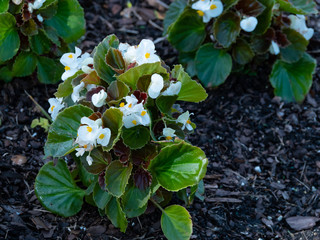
[191,0,224,23]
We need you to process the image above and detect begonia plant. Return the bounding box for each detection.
[34,34,208,240]
[164,0,317,102]
[0,0,85,83]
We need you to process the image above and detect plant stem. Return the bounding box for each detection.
[150,198,165,213]
[25,90,52,122]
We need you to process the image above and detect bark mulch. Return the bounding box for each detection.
[1,0,320,239]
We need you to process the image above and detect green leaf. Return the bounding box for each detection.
[31,117,50,132]
[195,43,232,87]
[251,28,273,54]
[37,56,64,84]
[254,0,274,35]
[21,19,38,36]
[39,0,58,19]
[43,25,61,47]
[78,162,97,187]
[102,107,123,151]
[161,205,192,240]
[280,28,308,63]
[167,8,206,52]
[54,71,85,98]
[148,141,208,191]
[105,161,132,197]
[122,125,150,150]
[172,65,207,102]
[122,181,150,211]
[93,182,112,209]
[46,0,85,43]
[0,66,13,82]
[117,62,168,90]
[44,105,94,157]
[93,34,119,84]
[29,29,52,55]
[222,0,239,10]
[124,203,147,218]
[34,159,85,217]
[106,47,125,74]
[235,0,266,16]
[178,51,197,78]
[12,51,37,77]
[156,95,178,115]
[0,0,9,13]
[163,0,188,34]
[276,0,317,14]
[80,148,110,174]
[0,13,20,61]
[270,53,316,103]
[106,80,130,104]
[213,12,241,48]
[232,39,254,65]
[105,197,128,233]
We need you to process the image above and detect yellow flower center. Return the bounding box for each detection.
[166,136,173,140]
[197,10,204,16]
[68,54,73,58]
[186,119,191,124]
[120,102,125,107]
[128,103,132,108]
[132,120,137,125]
[99,134,105,139]
[87,126,92,132]
[83,144,87,148]
[65,66,71,71]
[210,4,217,10]
[145,52,150,59]
[50,105,55,112]
[141,111,147,116]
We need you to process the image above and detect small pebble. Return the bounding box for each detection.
[254,166,262,173]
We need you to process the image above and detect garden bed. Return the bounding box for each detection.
[1,0,320,239]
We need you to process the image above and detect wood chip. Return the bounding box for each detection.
[286,216,320,231]
[11,155,27,165]
[205,197,242,203]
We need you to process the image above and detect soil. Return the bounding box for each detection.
[1,0,320,239]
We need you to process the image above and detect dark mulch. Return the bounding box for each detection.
[1,1,320,239]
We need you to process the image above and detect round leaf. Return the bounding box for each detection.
[0,0,9,13]
[277,0,317,14]
[121,182,151,210]
[235,0,265,16]
[37,56,64,84]
[148,141,208,191]
[45,0,85,43]
[161,205,192,240]
[156,95,178,115]
[106,80,130,104]
[0,13,20,61]
[44,105,94,157]
[80,148,110,174]
[102,107,123,151]
[29,29,52,55]
[195,43,232,87]
[270,53,316,103]
[163,0,188,34]
[105,197,128,233]
[121,125,150,150]
[93,182,111,209]
[12,51,37,77]
[213,12,241,48]
[34,159,85,217]
[105,161,132,197]
[253,0,274,35]
[178,51,197,78]
[167,8,206,52]
[232,39,254,65]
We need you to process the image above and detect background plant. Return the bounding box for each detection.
[0,0,85,83]
[164,0,317,102]
[35,34,208,240]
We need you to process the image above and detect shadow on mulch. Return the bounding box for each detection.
[1,0,320,239]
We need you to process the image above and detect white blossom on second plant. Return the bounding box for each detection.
[75,144,93,157]
[163,127,176,141]
[119,94,140,115]
[148,73,164,99]
[269,41,280,55]
[135,39,160,65]
[76,117,102,147]
[288,14,314,40]
[162,81,182,96]
[240,16,258,32]
[92,89,108,107]
[48,97,64,120]
[71,82,85,103]
[81,57,94,74]
[177,111,193,131]
[28,0,46,13]
[86,155,93,166]
[96,128,111,147]
[192,0,223,23]
[37,14,44,22]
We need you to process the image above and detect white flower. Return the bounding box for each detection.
[163,127,176,141]
[119,43,130,52]
[172,104,183,113]
[48,97,64,120]
[92,89,108,107]
[269,41,280,55]
[288,14,314,40]
[123,114,142,128]
[28,0,46,12]
[96,128,111,146]
[192,0,223,23]
[86,155,93,166]
[81,57,94,74]
[12,0,23,5]
[71,82,85,103]
[177,111,193,131]
[119,43,137,64]
[135,39,160,65]
[75,144,93,157]
[162,81,182,96]
[240,16,258,32]
[37,14,43,22]
[122,104,150,128]
[148,73,164,99]
[119,94,139,115]
[76,117,102,146]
